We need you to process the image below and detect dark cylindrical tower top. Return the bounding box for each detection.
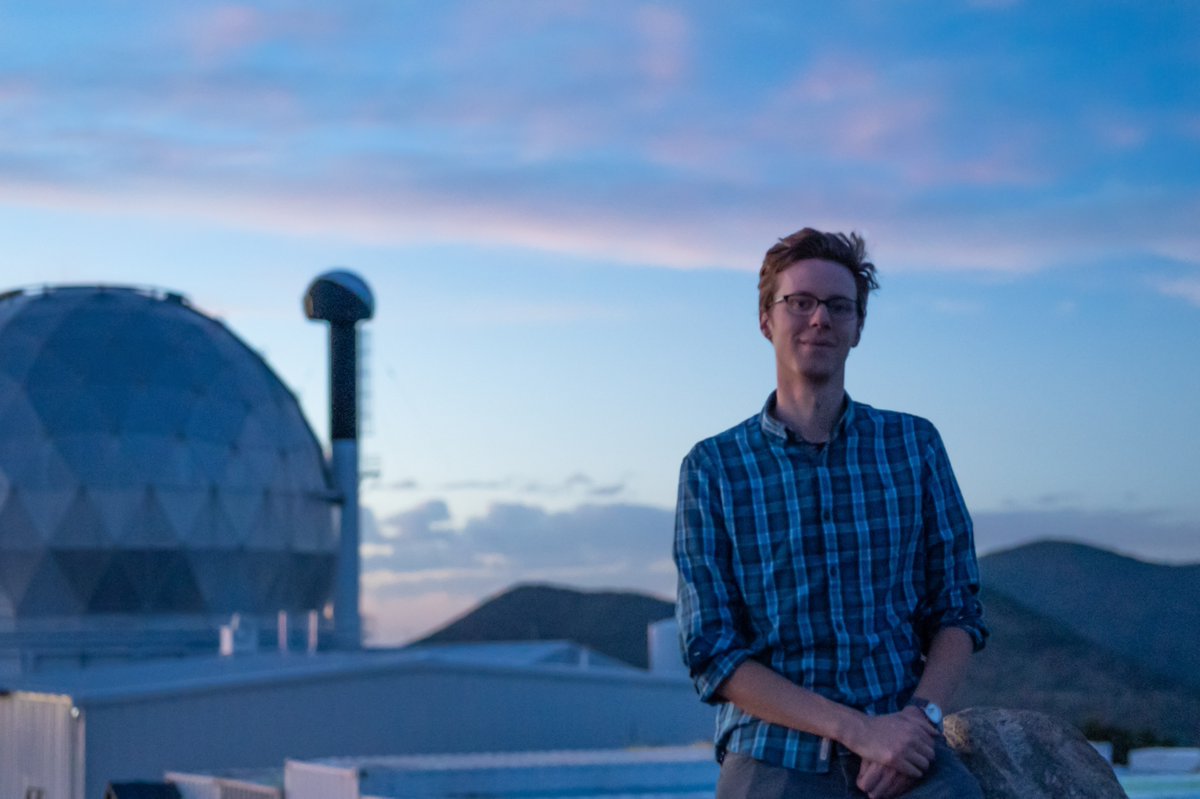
[305,271,375,441]
[305,270,374,325]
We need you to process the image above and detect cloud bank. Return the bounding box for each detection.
[359,496,1200,644]
[359,499,675,644]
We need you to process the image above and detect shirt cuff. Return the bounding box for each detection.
[939,616,989,653]
[693,647,753,704]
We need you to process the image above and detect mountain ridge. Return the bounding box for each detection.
[978,539,1200,691]
[415,540,1200,744]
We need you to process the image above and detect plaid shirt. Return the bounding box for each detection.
[674,393,986,771]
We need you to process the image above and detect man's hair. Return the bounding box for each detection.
[757,228,880,320]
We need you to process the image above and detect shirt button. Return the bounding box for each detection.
[829,566,838,578]
[822,512,831,522]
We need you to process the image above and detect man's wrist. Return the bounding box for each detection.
[906,696,944,733]
[829,703,868,750]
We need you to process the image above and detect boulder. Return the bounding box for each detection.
[945,707,1128,799]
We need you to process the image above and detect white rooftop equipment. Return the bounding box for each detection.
[173,745,719,799]
[1127,746,1200,773]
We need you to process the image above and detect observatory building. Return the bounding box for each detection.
[0,280,715,799]
[0,285,338,674]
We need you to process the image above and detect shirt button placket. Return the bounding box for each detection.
[818,470,845,636]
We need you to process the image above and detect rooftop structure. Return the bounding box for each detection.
[283,745,718,799]
[1,641,714,799]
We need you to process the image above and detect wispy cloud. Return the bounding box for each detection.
[0,2,1196,278]
[1152,276,1200,308]
[370,473,627,499]
[185,5,271,65]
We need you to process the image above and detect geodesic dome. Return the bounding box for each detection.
[0,286,336,625]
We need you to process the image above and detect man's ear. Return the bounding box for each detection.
[760,311,772,341]
[852,321,863,348]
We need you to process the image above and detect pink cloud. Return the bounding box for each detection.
[754,57,943,162]
[782,58,881,104]
[179,5,341,67]
[1153,276,1200,308]
[361,589,480,645]
[633,5,692,88]
[0,78,37,104]
[187,5,269,65]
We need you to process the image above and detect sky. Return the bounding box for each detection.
[2,1,1198,644]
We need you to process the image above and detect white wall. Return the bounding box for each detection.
[76,661,713,799]
[0,693,84,799]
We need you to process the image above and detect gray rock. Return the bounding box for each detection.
[945,707,1128,799]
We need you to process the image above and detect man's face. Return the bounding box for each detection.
[759,258,862,386]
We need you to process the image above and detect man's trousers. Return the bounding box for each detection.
[715,739,982,799]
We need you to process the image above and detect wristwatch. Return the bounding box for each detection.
[907,696,944,733]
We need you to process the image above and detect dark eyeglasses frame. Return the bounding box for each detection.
[771,292,859,320]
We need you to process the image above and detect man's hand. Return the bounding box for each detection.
[843,705,936,778]
[856,760,917,799]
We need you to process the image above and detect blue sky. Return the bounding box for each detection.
[2,1,1198,643]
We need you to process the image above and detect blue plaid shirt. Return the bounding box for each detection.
[674,393,986,771]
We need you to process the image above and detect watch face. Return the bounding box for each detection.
[924,703,943,725]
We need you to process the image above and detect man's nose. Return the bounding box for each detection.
[809,304,833,326]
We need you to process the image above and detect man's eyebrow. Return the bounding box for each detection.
[783,291,856,300]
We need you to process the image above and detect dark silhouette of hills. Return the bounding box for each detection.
[416,583,674,669]
[958,587,1199,744]
[978,539,1200,692]
[416,541,1200,744]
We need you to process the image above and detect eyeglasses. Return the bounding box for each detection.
[771,292,859,321]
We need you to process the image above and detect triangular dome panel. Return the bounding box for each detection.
[0,550,46,610]
[147,551,206,613]
[53,548,115,609]
[187,488,237,549]
[120,487,183,547]
[0,489,45,549]
[246,489,288,550]
[16,554,84,616]
[53,433,132,488]
[122,384,190,436]
[50,488,109,547]
[0,390,45,441]
[156,487,207,547]
[185,550,254,613]
[89,487,147,546]
[20,486,79,544]
[219,489,263,546]
[87,556,146,613]
[115,550,177,611]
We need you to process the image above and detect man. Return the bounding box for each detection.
[674,228,986,799]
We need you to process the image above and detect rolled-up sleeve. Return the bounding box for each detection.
[915,430,988,653]
[674,444,752,703]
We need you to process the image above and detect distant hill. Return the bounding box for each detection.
[959,588,1200,744]
[416,583,674,669]
[979,540,1200,691]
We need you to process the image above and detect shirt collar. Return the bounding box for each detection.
[759,390,856,445]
